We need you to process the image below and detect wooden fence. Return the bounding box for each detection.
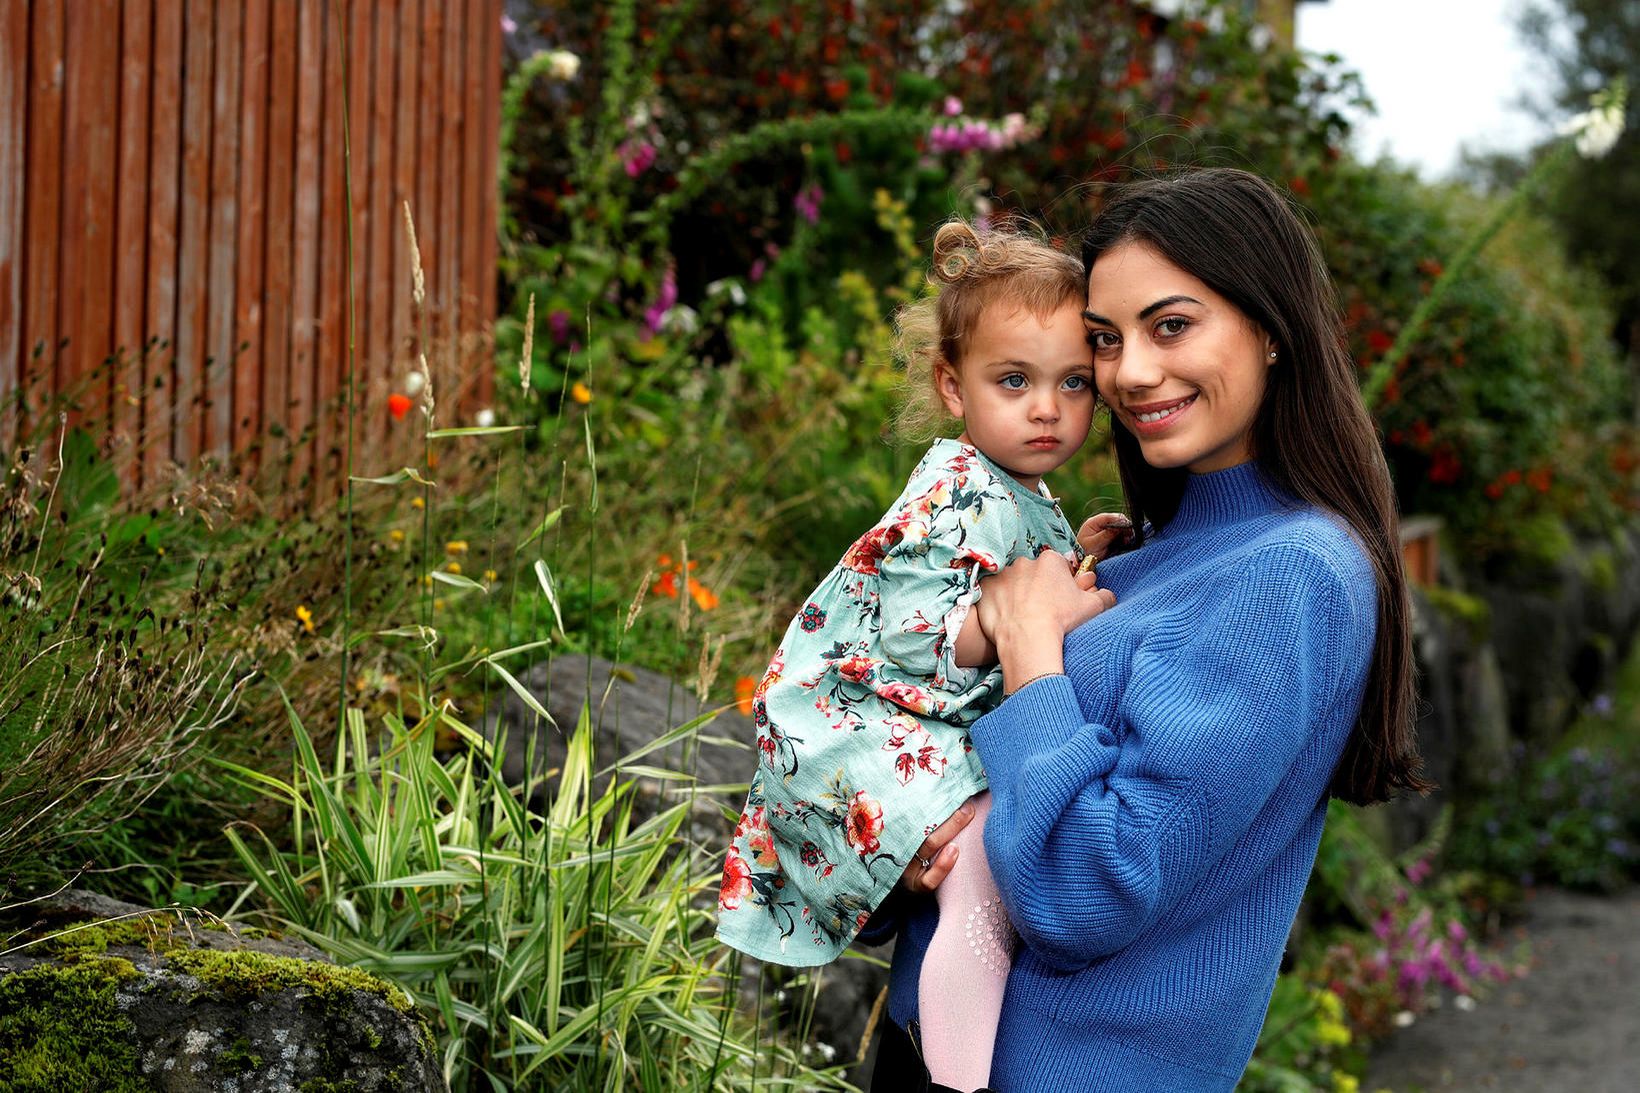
[0,0,500,493]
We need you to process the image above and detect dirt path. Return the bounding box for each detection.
[1364,887,1640,1092]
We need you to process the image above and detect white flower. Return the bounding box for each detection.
[1392,1010,1417,1028]
[475,408,496,428]
[817,1042,837,1063]
[706,279,747,306]
[545,49,580,81]
[1454,994,1476,1012]
[661,304,699,335]
[1559,82,1626,159]
[404,370,426,397]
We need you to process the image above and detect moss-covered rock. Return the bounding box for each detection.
[0,894,445,1092]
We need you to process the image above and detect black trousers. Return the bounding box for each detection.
[871,1018,929,1092]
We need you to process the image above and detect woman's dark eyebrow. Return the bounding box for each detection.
[1084,296,1204,326]
[1138,295,1203,320]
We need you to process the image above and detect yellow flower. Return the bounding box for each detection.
[433,598,445,611]
[445,540,468,555]
[156,546,166,556]
[389,529,405,542]
[411,496,425,509]
[446,562,462,575]
[295,605,315,633]
[483,569,498,583]
[571,381,593,404]
[1331,1070,1360,1093]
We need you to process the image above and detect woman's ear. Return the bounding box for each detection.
[935,358,965,418]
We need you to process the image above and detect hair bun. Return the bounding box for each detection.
[931,220,984,285]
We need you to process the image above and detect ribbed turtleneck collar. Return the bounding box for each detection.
[1161,461,1290,535]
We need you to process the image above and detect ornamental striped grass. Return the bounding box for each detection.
[220,695,851,1091]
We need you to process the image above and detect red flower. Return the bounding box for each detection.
[844,791,884,856]
[718,850,753,910]
[1528,467,1552,493]
[1366,330,1394,354]
[388,393,413,420]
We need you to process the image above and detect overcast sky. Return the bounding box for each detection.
[1294,0,1558,178]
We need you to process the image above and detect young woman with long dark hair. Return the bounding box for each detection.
[869,168,1429,1092]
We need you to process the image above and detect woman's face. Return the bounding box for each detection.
[1083,242,1274,475]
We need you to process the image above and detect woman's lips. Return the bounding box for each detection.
[1125,393,1197,435]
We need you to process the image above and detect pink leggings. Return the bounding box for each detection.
[918,791,1014,1090]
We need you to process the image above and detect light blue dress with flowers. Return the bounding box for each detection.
[715,438,1081,965]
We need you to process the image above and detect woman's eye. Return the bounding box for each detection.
[1157,317,1189,337]
[999,374,1027,390]
[1087,330,1119,351]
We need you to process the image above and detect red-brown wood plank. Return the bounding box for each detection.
[113,0,153,474]
[173,0,214,463]
[364,0,395,463]
[67,0,119,429]
[203,0,242,456]
[288,0,323,491]
[144,0,183,483]
[261,0,296,477]
[313,0,348,492]
[477,0,499,410]
[22,0,64,421]
[233,0,270,462]
[459,0,484,382]
[414,0,442,343]
[438,0,462,407]
[343,0,373,469]
[0,0,29,436]
[385,0,419,459]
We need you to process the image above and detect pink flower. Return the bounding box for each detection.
[501,13,517,34]
[845,791,884,855]
[619,139,657,178]
[643,265,678,335]
[943,95,963,116]
[793,183,824,225]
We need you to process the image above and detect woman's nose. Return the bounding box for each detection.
[1111,338,1164,392]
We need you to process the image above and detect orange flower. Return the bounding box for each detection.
[571,381,593,404]
[735,675,758,715]
[687,577,718,611]
[652,570,679,598]
[388,393,413,420]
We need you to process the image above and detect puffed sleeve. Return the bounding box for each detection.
[873,465,1020,700]
[971,544,1372,971]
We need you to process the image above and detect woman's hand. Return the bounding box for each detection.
[975,551,1116,688]
[896,799,975,894]
[1077,512,1134,562]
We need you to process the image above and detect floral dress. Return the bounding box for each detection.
[715,438,1081,965]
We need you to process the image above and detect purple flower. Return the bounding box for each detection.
[943,96,964,116]
[548,309,571,344]
[643,266,678,336]
[793,183,824,225]
[1591,693,1614,716]
[502,13,518,34]
[748,258,767,282]
[619,139,657,178]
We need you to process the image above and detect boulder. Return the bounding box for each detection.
[0,892,446,1092]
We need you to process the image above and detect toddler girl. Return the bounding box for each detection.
[716,219,1127,1092]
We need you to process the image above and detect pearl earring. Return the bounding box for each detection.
[1268,350,1278,360]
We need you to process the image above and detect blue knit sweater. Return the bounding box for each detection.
[881,461,1377,1091]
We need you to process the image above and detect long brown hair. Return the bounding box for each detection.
[1081,168,1430,805]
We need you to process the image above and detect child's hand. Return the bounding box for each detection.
[1077,512,1134,563]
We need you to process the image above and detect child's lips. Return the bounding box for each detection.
[1026,436,1060,449]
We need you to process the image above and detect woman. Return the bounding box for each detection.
[869,168,1430,1092]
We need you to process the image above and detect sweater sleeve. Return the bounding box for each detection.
[971,545,1365,972]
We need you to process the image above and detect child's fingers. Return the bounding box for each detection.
[1076,512,1134,560]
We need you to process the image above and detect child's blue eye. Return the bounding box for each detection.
[999,374,1027,390]
[1063,375,1091,391]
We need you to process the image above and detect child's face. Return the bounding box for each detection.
[936,300,1096,491]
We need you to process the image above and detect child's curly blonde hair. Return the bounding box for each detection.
[893,217,1086,442]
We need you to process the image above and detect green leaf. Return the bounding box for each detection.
[426,425,525,438]
[430,570,488,592]
[515,506,565,553]
[349,466,436,486]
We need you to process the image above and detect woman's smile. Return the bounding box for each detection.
[1126,393,1198,431]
